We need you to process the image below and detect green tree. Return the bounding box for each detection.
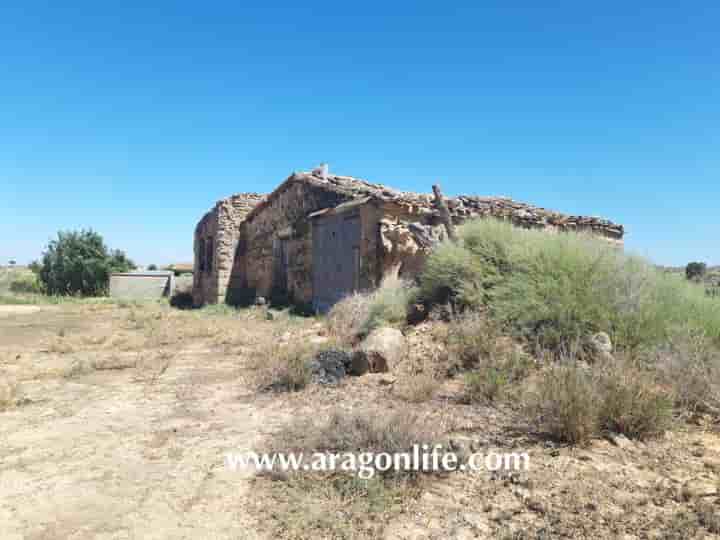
[147,264,158,271]
[686,262,707,282]
[35,230,136,296]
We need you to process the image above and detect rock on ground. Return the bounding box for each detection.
[360,327,406,372]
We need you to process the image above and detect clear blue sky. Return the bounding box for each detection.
[1,2,718,267]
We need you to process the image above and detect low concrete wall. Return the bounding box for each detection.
[109,272,174,300]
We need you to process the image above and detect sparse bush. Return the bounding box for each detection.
[395,373,439,403]
[448,312,512,370]
[526,364,600,445]
[464,368,508,403]
[528,357,674,444]
[327,275,417,344]
[9,273,43,294]
[35,229,135,296]
[652,329,720,416]
[362,275,417,336]
[0,379,20,410]
[257,472,410,540]
[250,342,314,392]
[327,292,372,345]
[271,408,443,476]
[257,408,443,539]
[597,358,673,440]
[447,311,532,401]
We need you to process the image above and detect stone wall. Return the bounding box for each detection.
[376,195,624,280]
[193,170,625,307]
[110,272,174,300]
[230,175,357,306]
[193,193,264,306]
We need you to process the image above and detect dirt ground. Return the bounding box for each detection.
[1,302,719,539]
[0,302,296,539]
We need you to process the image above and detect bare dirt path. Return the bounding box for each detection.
[0,305,291,540]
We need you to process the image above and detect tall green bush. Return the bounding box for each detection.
[35,229,135,296]
[419,219,720,355]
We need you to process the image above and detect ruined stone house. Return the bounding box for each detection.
[193,170,624,311]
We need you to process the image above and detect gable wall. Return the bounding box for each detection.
[230,180,357,306]
[193,193,264,306]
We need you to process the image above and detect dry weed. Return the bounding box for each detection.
[327,292,372,345]
[255,408,442,538]
[92,354,138,371]
[248,341,314,392]
[47,335,76,355]
[0,378,20,410]
[394,373,440,403]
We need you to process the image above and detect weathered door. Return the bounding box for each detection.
[273,238,289,295]
[312,212,361,312]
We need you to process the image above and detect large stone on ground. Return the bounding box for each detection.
[348,350,370,376]
[359,327,406,373]
[586,332,614,362]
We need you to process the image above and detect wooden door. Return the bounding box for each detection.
[312,212,361,312]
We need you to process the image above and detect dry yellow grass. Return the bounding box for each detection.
[0,378,20,410]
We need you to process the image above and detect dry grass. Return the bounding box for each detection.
[247,341,316,392]
[652,329,720,417]
[525,363,601,445]
[443,312,534,404]
[47,334,76,355]
[0,378,20,410]
[327,275,415,345]
[598,358,674,440]
[255,408,445,539]
[254,473,418,540]
[327,292,372,345]
[526,357,674,444]
[394,373,440,403]
[270,408,444,474]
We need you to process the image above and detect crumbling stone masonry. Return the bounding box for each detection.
[193,171,624,310]
[193,193,265,305]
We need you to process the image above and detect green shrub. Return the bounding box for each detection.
[686,261,707,281]
[327,276,417,344]
[361,275,417,336]
[35,229,135,296]
[418,242,490,309]
[464,368,509,403]
[9,273,43,294]
[420,219,720,356]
